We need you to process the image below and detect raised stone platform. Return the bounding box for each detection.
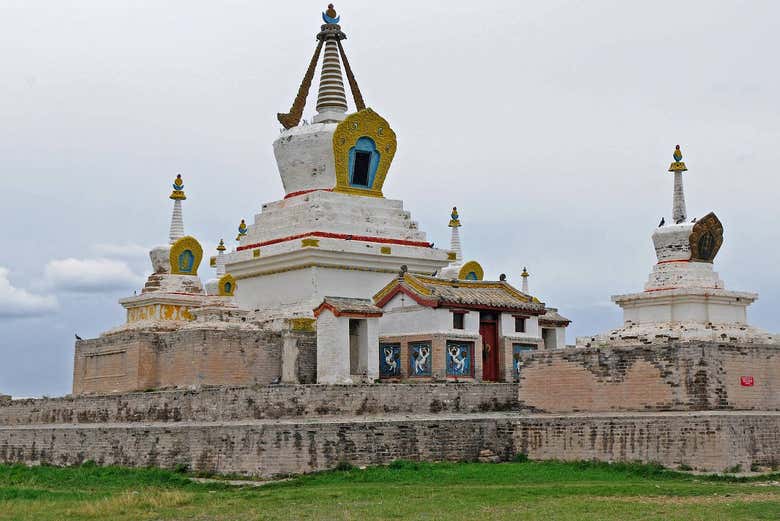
[1,410,777,476]
[1,377,779,476]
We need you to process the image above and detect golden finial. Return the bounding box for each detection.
[216,239,226,252]
[170,174,186,200]
[521,267,529,278]
[669,145,687,172]
[448,206,461,228]
[236,219,248,241]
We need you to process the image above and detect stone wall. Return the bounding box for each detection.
[0,384,519,426]
[1,411,777,476]
[516,342,780,413]
[72,329,316,395]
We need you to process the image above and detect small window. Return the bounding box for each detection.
[514,317,526,333]
[352,151,371,186]
[453,313,465,330]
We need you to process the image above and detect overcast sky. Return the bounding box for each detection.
[1,1,778,397]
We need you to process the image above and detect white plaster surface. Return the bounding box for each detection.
[272,123,338,197]
[316,310,351,384]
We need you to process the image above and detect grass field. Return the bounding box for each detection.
[1,459,779,521]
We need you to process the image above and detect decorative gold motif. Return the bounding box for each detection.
[458,261,484,281]
[217,273,236,297]
[209,256,217,268]
[669,161,687,172]
[380,246,391,255]
[689,212,724,262]
[289,318,316,332]
[127,304,193,323]
[277,40,324,129]
[332,109,397,197]
[252,249,261,258]
[169,236,204,275]
[447,252,457,261]
[301,238,320,247]
[170,174,186,200]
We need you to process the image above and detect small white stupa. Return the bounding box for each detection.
[114,174,207,330]
[579,146,775,347]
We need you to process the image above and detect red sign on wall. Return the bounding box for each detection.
[740,376,754,387]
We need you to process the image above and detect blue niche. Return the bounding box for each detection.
[379,343,401,378]
[446,341,473,377]
[512,343,536,377]
[348,137,380,189]
[408,341,432,377]
[465,271,479,280]
[178,249,195,273]
[223,281,232,294]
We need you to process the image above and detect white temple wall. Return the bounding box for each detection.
[499,313,539,338]
[235,268,399,315]
[365,318,380,380]
[378,294,478,337]
[316,310,351,384]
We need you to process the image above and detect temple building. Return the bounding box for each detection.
[578,146,775,347]
[70,5,571,393]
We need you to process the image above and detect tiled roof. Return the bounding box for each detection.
[539,307,571,326]
[314,297,383,317]
[374,274,546,314]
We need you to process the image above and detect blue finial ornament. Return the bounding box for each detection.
[172,174,184,191]
[673,145,683,162]
[322,3,340,24]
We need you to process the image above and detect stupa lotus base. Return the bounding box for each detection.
[577,320,776,348]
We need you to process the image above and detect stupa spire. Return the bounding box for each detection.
[277,5,366,129]
[169,174,186,244]
[521,267,530,294]
[669,145,688,224]
[215,239,227,277]
[448,207,463,262]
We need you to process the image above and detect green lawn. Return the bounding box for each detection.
[1,460,778,521]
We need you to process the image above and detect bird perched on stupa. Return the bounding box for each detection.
[673,145,683,162]
[658,217,665,227]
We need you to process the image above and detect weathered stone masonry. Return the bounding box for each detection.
[1,412,777,477]
[516,342,780,413]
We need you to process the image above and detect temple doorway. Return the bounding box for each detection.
[480,313,499,381]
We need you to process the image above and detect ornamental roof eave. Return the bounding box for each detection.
[373,273,546,315]
[314,296,384,318]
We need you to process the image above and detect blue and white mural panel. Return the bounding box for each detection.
[446,341,474,378]
[408,341,432,377]
[379,343,401,378]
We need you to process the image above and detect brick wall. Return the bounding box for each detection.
[516,342,780,413]
[72,329,317,395]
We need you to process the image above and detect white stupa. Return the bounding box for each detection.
[224,5,450,320]
[579,146,775,347]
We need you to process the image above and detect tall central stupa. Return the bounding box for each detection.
[224,5,451,319]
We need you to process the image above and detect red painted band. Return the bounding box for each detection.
[237,231,433,251]
[284,188,333,199]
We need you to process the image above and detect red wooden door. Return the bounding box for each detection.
[480,321,499,381]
